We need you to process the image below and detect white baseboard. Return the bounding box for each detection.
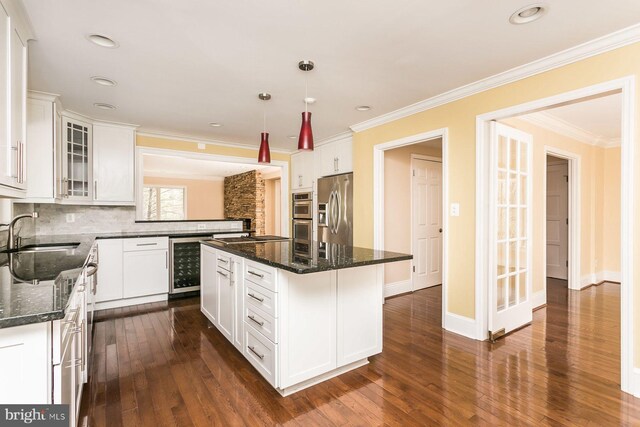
[443,312,478,339]
[95,293,168,311]
[632,368,640,398]
[532,289,547,308]
[384,280,412,298]
[580,271,622,289]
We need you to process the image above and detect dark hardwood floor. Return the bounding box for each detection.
[79,280,640,426]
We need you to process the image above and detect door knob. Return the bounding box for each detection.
[439,228,443,233]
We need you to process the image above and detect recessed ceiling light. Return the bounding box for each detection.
[356,105,371,111]
[288,135,297,139]
[94,103,116,110]
[90,76,117,86]
[87,34,119,48]
[509,4,548,24]
[304,97,316,104]
[209,122,223,127]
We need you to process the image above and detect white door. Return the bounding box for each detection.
[0,7,11,188]
[200,246,217,323]
[95,239,124,303]
[411,158,443,290]
[546,162,568,280]
[489,122,533,338]
[10,27,26,188]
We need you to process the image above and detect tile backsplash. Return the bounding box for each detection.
[13,203,244,237]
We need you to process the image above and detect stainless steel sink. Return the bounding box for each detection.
[14,243,80,253]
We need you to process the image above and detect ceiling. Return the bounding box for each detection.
[520,92,622,146]
[143,154,280,179]
[22,1,640,152]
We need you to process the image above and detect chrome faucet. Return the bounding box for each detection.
[6,212,38,250]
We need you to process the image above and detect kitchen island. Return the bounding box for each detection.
[200,239,411,396]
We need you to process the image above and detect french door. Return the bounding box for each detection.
[489,122,533,339]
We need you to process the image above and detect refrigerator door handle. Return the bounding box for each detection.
[334,191,342,234]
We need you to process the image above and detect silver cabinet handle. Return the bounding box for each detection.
[218,270,229,278]
[166,251,168,269]
[136,243,158,246]
[217,258,229,264]
[62,178,69,198]
[247,270,264,279]
[298,174,302,187]
[248,345,265,360]
[94,180,98,200]
[247,292,264,302]
[247,315,264,326]
[86,262,98,277]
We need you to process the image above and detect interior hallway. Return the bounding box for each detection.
[79,282,640,426]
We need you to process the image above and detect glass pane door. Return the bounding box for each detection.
[65,120,90,197]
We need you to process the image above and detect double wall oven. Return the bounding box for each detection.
[292,192,313,256]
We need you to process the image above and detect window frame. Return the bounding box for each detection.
[142,184,188,220]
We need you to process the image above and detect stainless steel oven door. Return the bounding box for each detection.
[293,200,313,219]
[292,219,313,243]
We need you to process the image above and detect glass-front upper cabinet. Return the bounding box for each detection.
[60,115,92,200]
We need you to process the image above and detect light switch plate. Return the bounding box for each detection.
[450,203,460,217]
[197,223,206,230]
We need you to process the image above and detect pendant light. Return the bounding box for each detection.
[258,92,272,164]
[298,60,314,151]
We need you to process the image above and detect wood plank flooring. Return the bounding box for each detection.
[79,280,640,426]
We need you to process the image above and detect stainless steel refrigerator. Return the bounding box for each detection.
[317,172,353,246]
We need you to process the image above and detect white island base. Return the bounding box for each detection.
[200,244,385,396]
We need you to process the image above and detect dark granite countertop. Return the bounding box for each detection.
[201,240,412,274]
[0,229,249,329]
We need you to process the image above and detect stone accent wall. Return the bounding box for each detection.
[224,170,265,235]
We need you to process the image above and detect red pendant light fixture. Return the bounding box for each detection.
[258,92,271,164]
[298,60,314,151]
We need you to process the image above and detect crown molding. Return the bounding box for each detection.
[136,130,293,154]
[350,23,640,133]
[1,0,35,41]
[520,111,620,148]
[27,90,60,102]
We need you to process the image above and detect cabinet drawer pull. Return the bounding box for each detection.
[218,270,229,278]
[247,270,264,279]
[247,293,264,302]
[136,243,158,246]
[247,315,264,326]
[248,345,265,360]
[217,258,229,263]
[67,359,82,368]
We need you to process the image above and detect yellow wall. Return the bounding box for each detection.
[384,141,442,285]
[143,176,224,219]
[352,42,640,365]
[502,118,621,293]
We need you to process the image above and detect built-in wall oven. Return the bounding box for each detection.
[292,192,313,253]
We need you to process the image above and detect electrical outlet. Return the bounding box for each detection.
[197,143,206,150]
[66,213,75,223]
[197,223,206,230]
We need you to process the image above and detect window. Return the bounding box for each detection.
[142,186,186,220]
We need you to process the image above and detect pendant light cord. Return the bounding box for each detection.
[305,73,308,114]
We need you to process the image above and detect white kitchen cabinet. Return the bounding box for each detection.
[60,114,93,201]
[0,1,31,198]
[0,322,51,404]
[201,245,218,324]
[96,239,124,303]
[290,150,314,191]
[26,94,57,200]
[315,136,353,178]
[92,123,136,204]
[123,244,169,298]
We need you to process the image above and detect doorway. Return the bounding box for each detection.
[477,78,632,393]
[546,156,569,281]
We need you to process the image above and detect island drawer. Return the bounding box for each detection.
[245,306,277,344]
[123,237,169,251]
[245,281,277,318]
[244,323,278,387]
[216,253,231,271]
[244,260,276,292]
